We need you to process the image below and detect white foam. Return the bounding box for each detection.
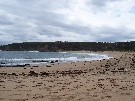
[0,54,111,62]
[29,51,39,52]
[58,52,67,53]
[0,52,112,66]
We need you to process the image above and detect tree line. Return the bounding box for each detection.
[0,41,135,52]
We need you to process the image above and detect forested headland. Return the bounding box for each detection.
[0,41,135,52]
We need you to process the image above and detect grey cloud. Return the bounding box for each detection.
[96,35,133,42]
[38,27,63,37]
[38,21,92,37]
[90,0,118,6]
[0,0,69,34]
[94,27,135,42]
[0,41,10,45]
[62,24,92,35]
[86,0,120,12]
[91,0,107,7]
[34,14,92,36]
[0,19,14,26]
[0,0,134,45]
[0,13,14,26]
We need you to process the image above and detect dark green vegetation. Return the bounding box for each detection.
[0,41,135,52]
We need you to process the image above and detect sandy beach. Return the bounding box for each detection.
[0,51,135,101]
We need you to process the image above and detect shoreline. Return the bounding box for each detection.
[0,51,135,101]
[0,51,112,68]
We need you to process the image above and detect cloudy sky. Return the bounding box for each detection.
[0,0,135,45]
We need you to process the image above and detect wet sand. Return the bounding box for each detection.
[0,51,135,101]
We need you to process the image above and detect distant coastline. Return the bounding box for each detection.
[0,41,135,52]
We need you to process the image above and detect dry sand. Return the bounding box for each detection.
[0,51,135,101]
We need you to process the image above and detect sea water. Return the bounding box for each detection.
[0,51,112,66]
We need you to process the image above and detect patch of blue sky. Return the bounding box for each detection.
[129,6,135,14]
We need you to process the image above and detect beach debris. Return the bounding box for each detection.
[50,61,55,63]
[46,65,51,67]
[28,71,38,76]
[118,67,125,71]
[7,73,18,76]
[55,60,59,62]
[0,62,6,64]
[32,60,49,62]
[20,72,26,76]
[40,72,49,76]
[32,66,39,67]
[0,80,5,82]
[0,73,7,75]
[11,73,18,76]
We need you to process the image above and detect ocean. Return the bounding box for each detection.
[0,51,111,67]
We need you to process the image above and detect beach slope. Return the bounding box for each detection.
[0,51,135,101]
